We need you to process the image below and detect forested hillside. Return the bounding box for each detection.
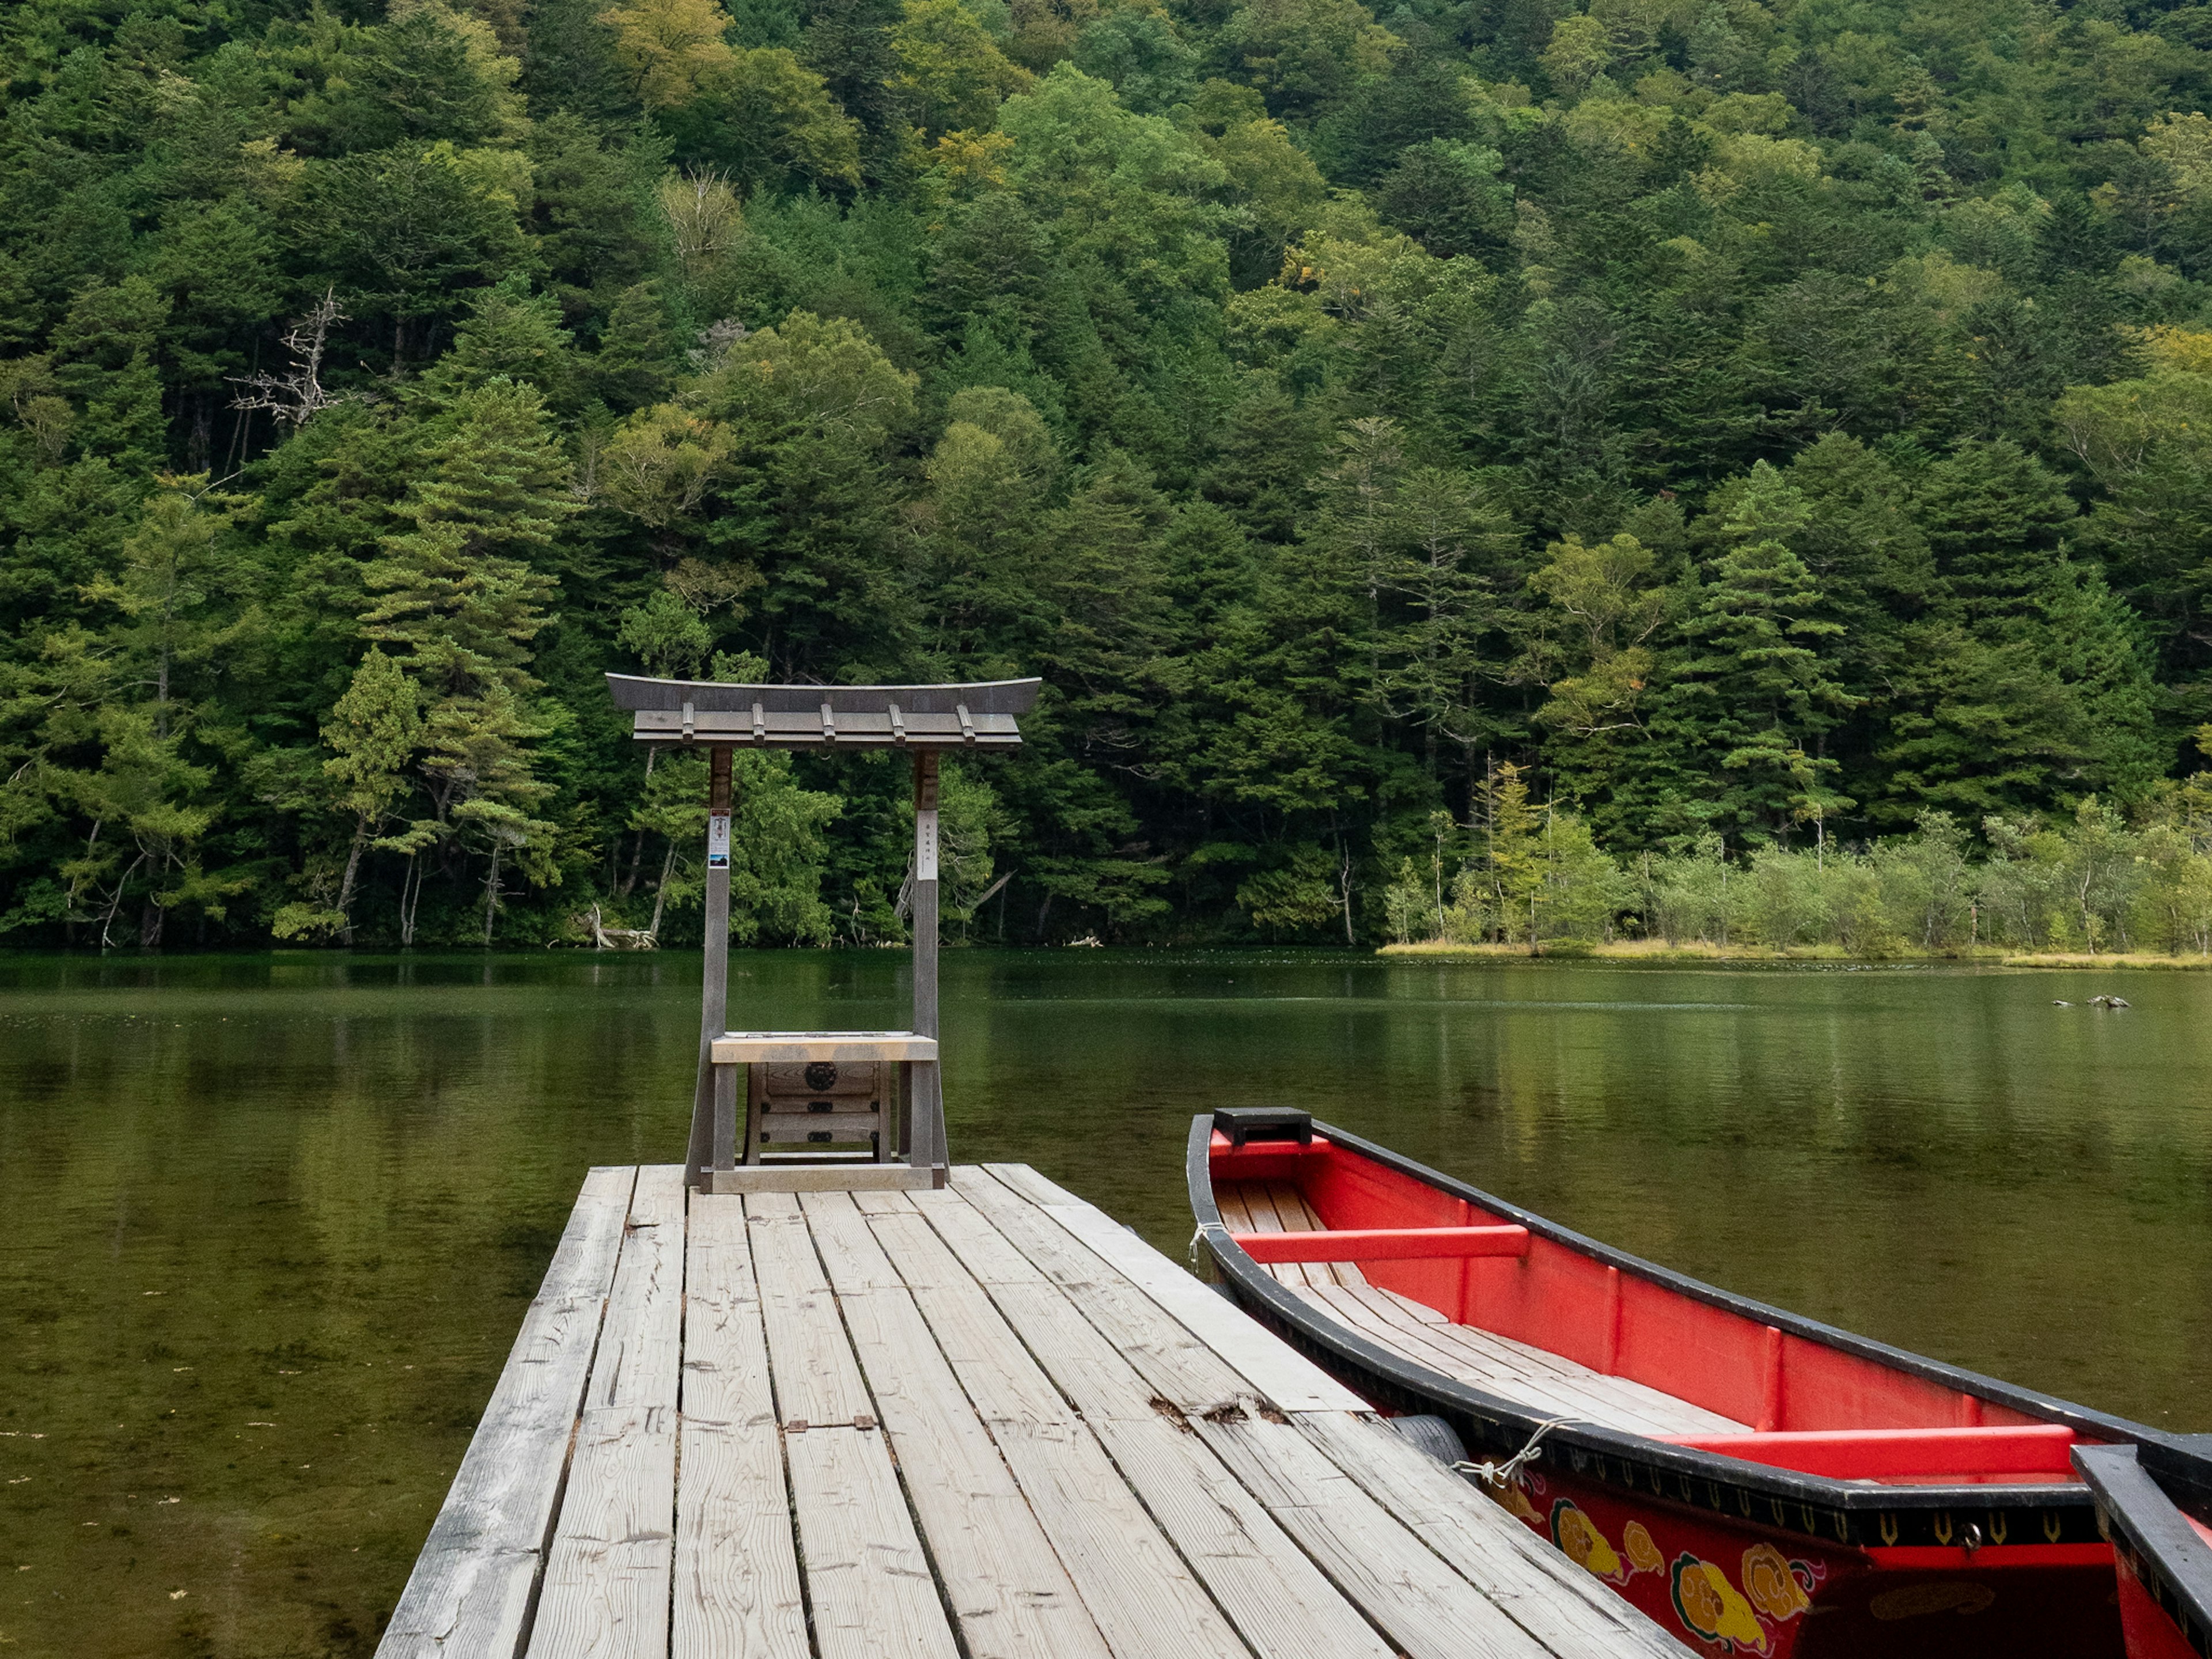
[6,0,2212,949]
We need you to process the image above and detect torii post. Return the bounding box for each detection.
[604,675,1041,1186]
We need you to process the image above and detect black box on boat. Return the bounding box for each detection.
[1213,1107,1313,1147]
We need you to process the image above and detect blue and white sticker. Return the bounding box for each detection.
[707,810,731,869]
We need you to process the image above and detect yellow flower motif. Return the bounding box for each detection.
[1741,1543,1810,1622]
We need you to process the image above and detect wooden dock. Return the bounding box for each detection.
[374,1164,1687,1659]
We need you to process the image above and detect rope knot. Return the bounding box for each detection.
[1452,1416,1577,1490]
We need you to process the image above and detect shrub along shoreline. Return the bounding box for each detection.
[1381,940,2212,967]
[1380,764,2212,960]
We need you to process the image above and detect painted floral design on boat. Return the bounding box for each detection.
[1550,1498,1627,1583]
[1671,1554,1770,1653]
[1740,1543,1814,1622]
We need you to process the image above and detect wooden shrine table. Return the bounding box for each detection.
[703,1032,941,1194]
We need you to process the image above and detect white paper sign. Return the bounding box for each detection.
[707,810,731,869]
[915,809,938,882]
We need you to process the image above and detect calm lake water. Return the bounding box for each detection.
[2,949,2209,1657]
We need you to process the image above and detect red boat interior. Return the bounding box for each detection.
[1211,1131,2093,1487]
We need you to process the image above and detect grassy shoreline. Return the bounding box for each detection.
[1378,940,2212,968]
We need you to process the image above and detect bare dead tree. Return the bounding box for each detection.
[660,171,743,278]
[229,288,350,429]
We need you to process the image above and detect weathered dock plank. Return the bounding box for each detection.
[968,1165,1365,1414]
[801,1193,1116,1659]
[382,1165,1688,1659]
[865,1206,1255,1658]
[786,1424,963,1659]
[1196,1413,1564,1659]
[525,1403,676,1659]
[1296,1411,1689,1659]
[885,1200,1390,1659]
[377,1164,635,1659]
[745,1191,872,1429]
[528,1164,685,1659]
[747,1192,964,1659]
[675,1195,808,1659]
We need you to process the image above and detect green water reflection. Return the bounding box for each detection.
[2,950,2208,1656]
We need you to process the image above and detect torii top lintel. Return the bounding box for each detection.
[604,675,1040,750]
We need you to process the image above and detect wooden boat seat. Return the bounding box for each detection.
[1231,1225,1532,1263]
[1217,1180,1750,1440]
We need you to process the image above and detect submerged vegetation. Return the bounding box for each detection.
[6,0,2212,946]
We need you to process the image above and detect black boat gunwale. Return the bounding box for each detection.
[1188,1113,2159,1540]
[2075,1440,2212,1655]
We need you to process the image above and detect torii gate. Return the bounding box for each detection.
[604,675,1041,1192]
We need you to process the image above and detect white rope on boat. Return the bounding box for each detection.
[1454,1416,1578,1487]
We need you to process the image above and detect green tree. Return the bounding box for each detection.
[889,0,1031,140]
[1645,463,1855,844]
[1223,0,1399,118]
[688,312,918,674]
[358,382,581,941]
[292,646,424,942]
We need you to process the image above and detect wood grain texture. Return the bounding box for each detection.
[389,1164,1688,1659]
[1228,1179,1317,1291]
[376,1165,635,1659]
[1296,1412,1690,1659]
[709,1165,937,1194]
[591,1165,685,1412]
[868,1202,1255,1659]
[975,1162,1085,1208]
[863,1208,1086,1425]
[675,1195,808,1659]
[527,1166,687,1658]
[1301,1283,1745,1436]
[902,1192,1388,1659]
[850,1189,919,1215]
[801,1193,1117,1659]
[711,1034,937,1064]
[746,1190,873,1427]
[525,1403,676,1659]
[1215,1181,1367,1290]
[1086,1410,1397,1659]
[786,1425,964,1659]
[959,1166,1365,1415]
[1194,1413,1556,1659]
[933,1176,1256,1415]
[982,1416,1259,1659]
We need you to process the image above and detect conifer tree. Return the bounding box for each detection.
[590,282,683,411]
[51,279,171,467]
[416,278,581,408]
[359,381,580,940]
[316,647,423,942]
[1647,463,1854,843]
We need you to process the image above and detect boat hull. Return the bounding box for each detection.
[2115,1558,2201,1659]
[1511,1465,2116,1657]
[1192,1115,2142,1659]
[2075,1442,2212,1659]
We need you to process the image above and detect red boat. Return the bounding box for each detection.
[2074,1440,2212,1659]
[1188,1109,2169,1658]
